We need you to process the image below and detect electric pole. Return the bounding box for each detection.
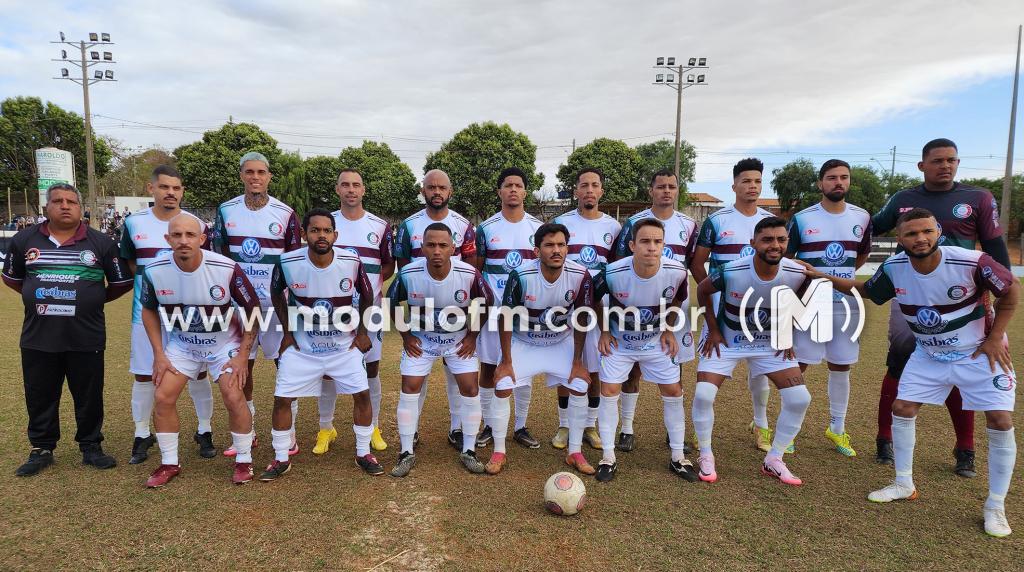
[1000,25,1021,242]
[651,56,709,182]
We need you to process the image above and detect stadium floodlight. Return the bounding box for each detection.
[666,57,675,66]
[94,70,103,80]
[61,49,67,59]
[656,57,664,65]
[61,68,69,78]
[688,57,696,66]
[59,31,65,41]
[103,51,112,61]
[101,33,110,42]
[656,73,664,83]
[89,32,98,42]
[698,57,707,66]
[697,74,706,83]
[104,70,114,79]
[687,74,695,83]
[90,51,99,60]
[666,74,675,83]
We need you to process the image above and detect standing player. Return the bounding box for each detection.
[610,168,698,452]
[141,215,260,487]
[387,223,493,477]
[121,165,216,464]
[260,209,381,481]
[213,152,302,456]
[870,139,1011,475]
[804,208,1018,538]
[393,169,477,448]
[493,223,595,475]
[312,169,395,455]
[787,159,871,456]
[691,158,777,453]
[474,167,544,450]
[551,168,621,451]
[593,219,695,483]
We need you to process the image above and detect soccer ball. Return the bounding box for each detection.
[544,471,586,516]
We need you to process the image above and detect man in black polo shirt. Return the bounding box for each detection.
[2,183,134,476]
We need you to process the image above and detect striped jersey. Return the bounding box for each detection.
[331,210,393,302]
[863,246,1014,362]
[613,208,698,266]
[787,203,872,303]
[697,205,775,274]
[120,208,211,323]
[706,257,810,355]
[593,256,689,353]
[213,195,301,306]
[393,208,476,261]
[387,258,493,354]
[553,210,621,275]
[271,247,374,356]
[501,259,594,346]
[475,212,543,299]
[139,250,260,357]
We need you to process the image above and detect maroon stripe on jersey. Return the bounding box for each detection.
[160,302,233,313]
[712,244,748,254]
[334,245,380,258]
[292,294,354,307]
[485,248,537,258]
[226,236,287,249]
[567,244,611,256]
[135,247,169,259]
[898,291,982,315]
[798,240,861,251]
[666,244,687,253]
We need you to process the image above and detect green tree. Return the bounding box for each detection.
[634,139,697,202]
[423,122,544,220]
[173,122,285,207]
[556,138,643,203]
[847,166,887,214]
[961,175,1024,237]
[338,141,419,219]
[300,155,342,211]
[770,158,818,212]
[100,146,174,197]
[882,171,922,197]
[0,96,113,211]
[276,152,311,216]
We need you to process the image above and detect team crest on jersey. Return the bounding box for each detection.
[952,204,972,219]
[503,251,523,271]
[739,245,755,257]
[239,238,263,262]
[678,230,688,244]
[340,278,353,292]
[453,231,462,244]
[578,246,598,266]
[681,332,693,347]
[268,222,284,236]
[25,248,40,262]
[993,374,1015,391]
[564,289,576,302]
[209,285,227,301]
[852,225,863,238]
[914,306,946,334]
[822,242,848,266]
[367,232,379,245]
[79,250,97,265]
[947,285,969,300]
[454,289,468,303]
[662,286,675,298]
[603,232,613,245]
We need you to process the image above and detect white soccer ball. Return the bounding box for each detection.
[544,471,587,516]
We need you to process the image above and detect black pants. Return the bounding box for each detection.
[21,348,105,451]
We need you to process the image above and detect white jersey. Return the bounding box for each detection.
[502,259,594,347]
[331,210,393,302]
[271,247,373,356]
[594,256,689,353]
[864,246,1014,363]
[213,195,301,306]
[787,203,872,303]
[613,208,698,267]
[393,208,476,262]
[475,211,543,299]
[706,257,810,355]
[120,208,210,324]
[553,210,621,275]
[139,250,260,357]
[387,258,494,354]
[697,205,775,274]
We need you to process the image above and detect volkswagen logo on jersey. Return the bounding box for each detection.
[312,299,333,324]
[915,306,945,334]
[209,285,226,301]
[739,245,755,257]
[662,246,674,258]
[240,238,263,262]
[993,374,1015,391]
[367,231,379,245]
[638,308,655,324]
[343,246,359,258]
[339,278,353,292]
[823,242,848,266]
[539,307,570,327]
[268,222,284,236]
[504,251,523,271]
[157,248,172,257]
[184,305,204,332]
[454,289,468,303]
[952,203,973,219]
[578,246,598,266]
[746,308,770,329]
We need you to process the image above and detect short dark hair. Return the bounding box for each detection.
[302,207,335,231]
[151,164,182,183]
[576,168,604,185]
[922,138,957,159]
[631,218,665,239]
[753,216,787,236]
[339,167,363,179]
[896,207,935,227]
[496,167,528,189]
[649,168,676,187]
[818,159,851,180]
[733,158,764,178]
[534,223,569,246]
[423,221,452,239]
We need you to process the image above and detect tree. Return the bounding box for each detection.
[771,158,818,213]
[634,139,697,202]
[276,154,311,217]
[338,141,419,219]
[173,122,286,207]
[882,172,921,197]
[100,146,174,198]
[299,155,342,211]
[961,175,1024,237]
[555,138,643,203]
[847,166,887,214]
[423,122,544,220]
[0,96,113,211]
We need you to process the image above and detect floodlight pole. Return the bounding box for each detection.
[1000,25,1021,242]
[652,59,709,183]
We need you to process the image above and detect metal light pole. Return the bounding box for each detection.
[1000,25,1021,242]
[51,31,116,218]
[652,56,709,182]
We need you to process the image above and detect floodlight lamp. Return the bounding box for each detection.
[666,57,675,66]
[61,50,67,59]
[687,74,695,83]
[104,70,113,79]
[688,57,696,66]
[656,57,664,65]
[656,74,664,82]
[698,57,707,66]
[90,51,99,60]
[61,68,69,77]
[101,33,110,42]
[89,33,98,42]
[103,51,112,61]
[697,74,706,83]
[666,74,675,83]
[59,31,65,41]
[94,70,102,79]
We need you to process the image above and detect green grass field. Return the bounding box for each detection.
[0,287,1021,571]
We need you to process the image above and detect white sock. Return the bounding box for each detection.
[557,398,568,428]
[155,432,178,466]
[289,400,299,447]
[769,385,811,459]
[479,386,495,429]
[827,370,851,435]
[663,395,687,462]
[417,378,429,416]
[131,381,156,438]
[354,424,373,457]
[271,429,291,462]
[619,391,639,434]
[513,383,532,431]
[986,427,1017,510]
[586,395,599,429]
[892,415,916,489]
[692,382,719,455]
[246,400,256,432]
[397,392,420,454]
[368,375,382,428]
[187,378,214,434]
[568,394,588,455]
[445,368,461,431]
[460,394,482,452]
[231,431,254,463]
[491,396,511,454]
[749,374,770,429]
[598,394,620,464]
[318,379,337,430]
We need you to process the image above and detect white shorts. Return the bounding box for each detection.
[401,343,479,377]
[250,308,283,360]
[673,329,696,365]
[698,352,799,378]
[793,308,860,366]
[275,346,368,397]
[477,320,501,365]
[898,350,1017,411]
[165,345,239,381]
[129,322,166,376]
[495,336,588,393]
[583,327,602,373]
[600,348,680,385]
[362,329,384,363]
